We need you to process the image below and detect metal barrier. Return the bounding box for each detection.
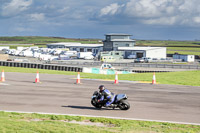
[1,61,199,73]
[61,61,200,70]
[0,61,82,72]
[110,63,200,70]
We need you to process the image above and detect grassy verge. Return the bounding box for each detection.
[0,36,101,44]
[167,51,200,55]
[167,47,200,55]
[136,40,200,47]
[0,111,199,133]
[167,47,200,51]
[1,66,200,86]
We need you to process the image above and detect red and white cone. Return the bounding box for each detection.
[152,72,156,84]
[114,72,119,84]
[1,70,5,82]
[76,72,81,84]
[35,71,40,83]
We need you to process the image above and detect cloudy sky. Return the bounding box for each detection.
[0,0,200,40]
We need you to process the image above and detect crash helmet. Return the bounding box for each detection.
[99,85,105,92]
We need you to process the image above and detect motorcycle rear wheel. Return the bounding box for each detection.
[118,100,130,110]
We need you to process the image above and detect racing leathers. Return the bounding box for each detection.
[99,89,115,107]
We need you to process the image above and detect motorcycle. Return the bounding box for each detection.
[91,91,130,110]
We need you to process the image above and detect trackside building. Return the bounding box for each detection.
[118,47,166,59]
[47,42,103,56]
[46,34,167,59]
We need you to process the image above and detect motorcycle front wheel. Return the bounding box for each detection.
[91,99,102,109]
[118,100,130,110]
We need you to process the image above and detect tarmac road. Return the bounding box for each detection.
[0,72,200,125]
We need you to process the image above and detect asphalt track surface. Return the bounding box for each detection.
[0,72,200,125]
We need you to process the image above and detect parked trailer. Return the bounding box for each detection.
[39,54,52,61]
[59,55,70,60]
[33,52,41,58]
[14,50,22,56]
[78,52,93,59]
[84,55,94,60]
[22,50,33,57]
[8,49,16,55]
[17,47,27,51]
[0,46,10,50]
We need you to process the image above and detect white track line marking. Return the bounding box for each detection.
[0,83,9,85]
[0,110,199,126]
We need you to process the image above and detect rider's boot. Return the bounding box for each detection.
[111,104,116,109]
[107,104,116,109]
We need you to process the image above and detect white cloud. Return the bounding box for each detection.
[58,7,70,13]
[143,16,178,25]
[99,3,122,17]
[124,0,182,18]
[95,0,200,26]
[30,13,45,21]
[1,0,32,17]
[193,17,200,24]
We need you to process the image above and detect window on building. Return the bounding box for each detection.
[87,49,92,52]
[73,48,76,51]
[106,36,110,41]
[126,44,129,47]
[80,48,84,52]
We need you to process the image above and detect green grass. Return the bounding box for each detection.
[1,66,200,86]
[0,111,199,133]
[167,51,200,55]
[136,40,200,47]
[0,36,101,45]
[136,40,200,55]
[167,47,200,51]
[82,71,200,86]
[167,47,200,55]
[0,44,45,49]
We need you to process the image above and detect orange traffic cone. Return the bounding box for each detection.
[1,70,5,82]
[114,72,119,84]
[76,72,81,84]
[152,72,156,84]
[35,71,40,83]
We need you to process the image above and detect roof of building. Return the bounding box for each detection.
[105,33,132,36]
[47,42,103,47]
[118,47,166,51]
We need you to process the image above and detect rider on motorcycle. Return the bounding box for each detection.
[98,85,115,108]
